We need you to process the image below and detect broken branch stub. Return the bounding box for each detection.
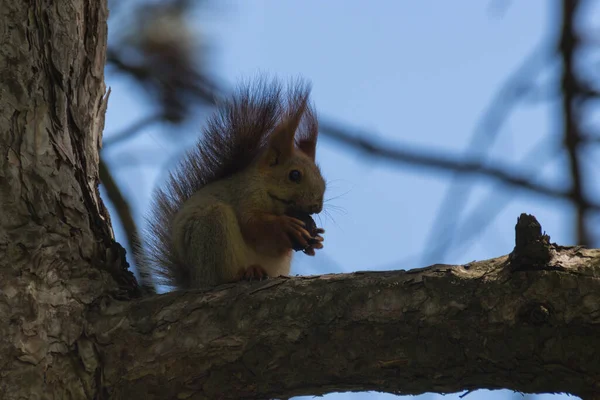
[509,213,552,271]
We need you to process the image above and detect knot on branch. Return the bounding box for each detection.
[509,213,551,271]
[104,240,141,299]
[519,302,553,326]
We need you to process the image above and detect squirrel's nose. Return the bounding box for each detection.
[308,201,323,214]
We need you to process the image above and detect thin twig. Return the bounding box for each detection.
[421,46,550,265]
[106,49,221,107]
[559,0,588,245]
[102,114,166,148]
[99,157,156,294]
[426,137,561,262]
[319,121,600,211]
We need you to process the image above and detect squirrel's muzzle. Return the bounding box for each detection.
[307,199,323,214]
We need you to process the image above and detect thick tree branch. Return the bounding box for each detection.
[88,218,600,399]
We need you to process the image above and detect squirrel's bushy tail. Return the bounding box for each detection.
[135,77,318,291]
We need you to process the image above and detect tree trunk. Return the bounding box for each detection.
[1,2,599,400]
[0,1,136,399]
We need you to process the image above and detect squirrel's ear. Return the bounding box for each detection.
[295,102,318,161]
[297,139,316,161]
[262,97,308,166]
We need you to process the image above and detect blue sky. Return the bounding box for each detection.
[102,2,590,399]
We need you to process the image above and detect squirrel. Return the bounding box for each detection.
[136,78,326,291]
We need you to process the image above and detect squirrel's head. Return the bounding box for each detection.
[257,98,325,215]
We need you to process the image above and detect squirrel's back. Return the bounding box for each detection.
[137,77,319,291]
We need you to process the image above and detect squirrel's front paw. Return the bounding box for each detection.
[303,228,325,256]
[285,211,325,254]
[280,216,314,250]
[240,213,321,255]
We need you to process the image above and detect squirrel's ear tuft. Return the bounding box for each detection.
[295,104,318,161]
[296,106,319,161]
[261,92,308,166]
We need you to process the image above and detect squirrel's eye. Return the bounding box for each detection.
[288,169,302,183]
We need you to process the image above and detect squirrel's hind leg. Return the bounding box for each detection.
[173,201,249,287]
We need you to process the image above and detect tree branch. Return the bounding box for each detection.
[319,121,600,211]
[89,215,600,399]
[106,44,587,214]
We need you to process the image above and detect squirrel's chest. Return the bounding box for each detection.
[247,250,293,278]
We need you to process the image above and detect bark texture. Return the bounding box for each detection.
[89,241,600,400]
[0,1,135,399]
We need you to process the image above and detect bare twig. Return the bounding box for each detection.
[318,120,600,211]
[421,46,550,265]
[106,49,221,109]
[427,137,561,262]
[102,114,166,148]
[99,157,156,294]
[559,0,588,246]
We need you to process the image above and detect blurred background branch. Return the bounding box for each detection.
[559,0,588,246]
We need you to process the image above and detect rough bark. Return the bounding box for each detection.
[88,226,600,400]
[0,1,136,399]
